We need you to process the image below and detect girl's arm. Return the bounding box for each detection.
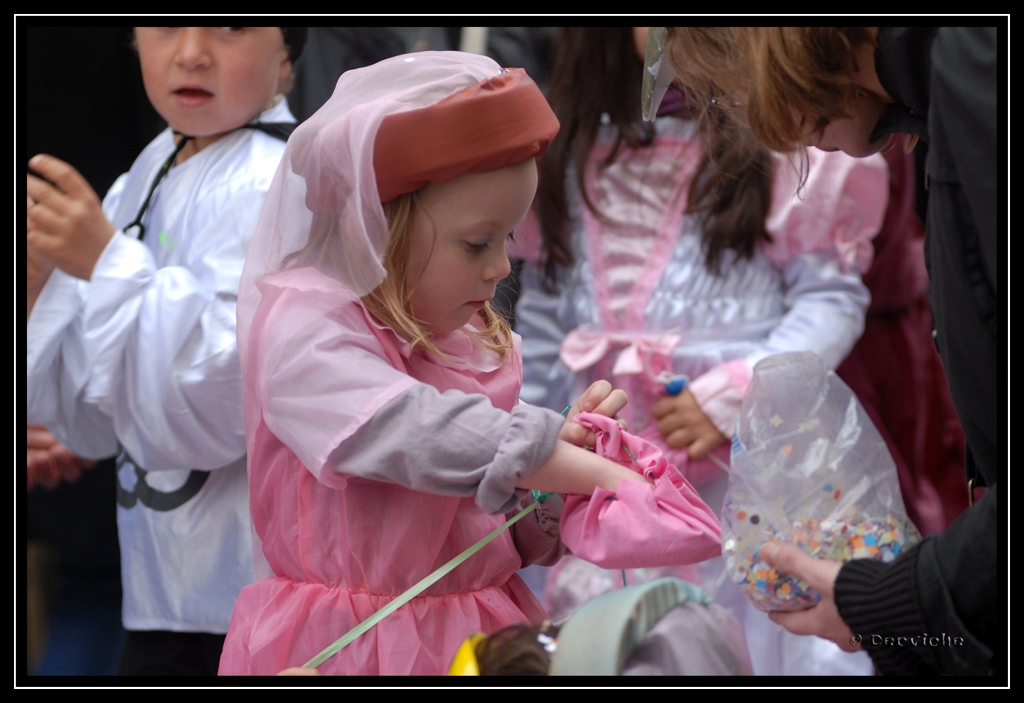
[516,439,648,495]
[325,381,646,516]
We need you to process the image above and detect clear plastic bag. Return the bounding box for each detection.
[723,352,921,612]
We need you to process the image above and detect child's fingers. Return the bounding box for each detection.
[26,235,53,269]
[664,427,692,450]
[558,421,595,448]
[687,433,721,459]
[687,437,709,459]
[27,173,71,215]
[29,455,61,490]
[27,424,58,451]
[655,409,690,437]
[688,423,727,459]
[52,447,84,483]
[29,154,95,201]
[576,380,613,413]
[25,200,65,238]
[589,388,628,419]
[650,395,679,419]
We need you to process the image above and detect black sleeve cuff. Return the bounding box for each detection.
[835,548,941,675]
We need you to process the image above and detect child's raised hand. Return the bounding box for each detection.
[651,388,726,459]
[27,154,116,281]
[27,424,96,491]
[559,380,628,448]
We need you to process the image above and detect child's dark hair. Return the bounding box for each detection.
[475,622,559,676]
[536,27,773,289]
[537,27,654,289]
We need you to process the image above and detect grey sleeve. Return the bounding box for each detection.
[328,384,565,515]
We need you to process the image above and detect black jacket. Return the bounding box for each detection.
[835,27,1002,677]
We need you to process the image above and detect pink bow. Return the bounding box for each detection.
[559,329,681,376]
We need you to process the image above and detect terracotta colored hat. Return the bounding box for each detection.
[241,52,554,341]
[373,68,559,203]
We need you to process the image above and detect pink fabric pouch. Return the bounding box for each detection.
[559,413,723,569]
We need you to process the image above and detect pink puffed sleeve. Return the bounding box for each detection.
[762,149,889,273]
[687,360,753,438]
[559,413,722,569]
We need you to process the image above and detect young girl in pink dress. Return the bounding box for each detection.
[217,52,719,677]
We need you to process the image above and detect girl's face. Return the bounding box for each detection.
[792,34,894,158]
[135,27,290,151]
[406,159,538,335]
[793,90,890,157]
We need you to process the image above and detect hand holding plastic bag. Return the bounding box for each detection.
[723,352,921,612]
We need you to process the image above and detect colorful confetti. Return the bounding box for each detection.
[723,515,918,612]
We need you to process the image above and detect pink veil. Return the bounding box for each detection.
[236,52,510,447]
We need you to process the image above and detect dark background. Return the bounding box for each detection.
[22,26,164,197]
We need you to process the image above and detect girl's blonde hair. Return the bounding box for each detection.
[283,191,514,360]
[668,27,916,155]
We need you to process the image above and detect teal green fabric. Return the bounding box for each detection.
[549,577,712,676]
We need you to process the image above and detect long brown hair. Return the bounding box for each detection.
[537,27,654,288]
[537,27,773,287]
[666,27,873,154]
[281,191,513,360]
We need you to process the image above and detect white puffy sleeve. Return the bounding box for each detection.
[26,155,273,471]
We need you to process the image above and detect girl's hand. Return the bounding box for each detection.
[27,154,116,281]
[651,388,726,459]
[558,380,628,449]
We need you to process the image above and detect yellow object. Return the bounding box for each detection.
[447,632,487,675]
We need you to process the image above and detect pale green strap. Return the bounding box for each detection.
[303,500,541,669]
